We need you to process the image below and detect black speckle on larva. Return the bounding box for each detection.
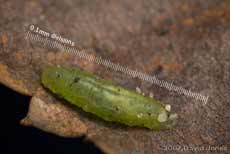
[73,77,80,83]
[115,106,119,111]
[56,73,61,78]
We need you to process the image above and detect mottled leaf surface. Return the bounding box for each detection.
[0,0,229,154]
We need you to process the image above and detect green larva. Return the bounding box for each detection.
[41,66,177,130]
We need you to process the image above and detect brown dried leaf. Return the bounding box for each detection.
[0,0,230,154]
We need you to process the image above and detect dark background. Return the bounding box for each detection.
[0,84,102,154]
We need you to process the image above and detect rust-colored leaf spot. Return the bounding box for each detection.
[1,35,8,45]
[182,18,194,27]
[14,51,24,61]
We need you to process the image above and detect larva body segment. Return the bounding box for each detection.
[41,66,177,130]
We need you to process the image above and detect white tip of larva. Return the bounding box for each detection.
[169,113,178,120]
[137,113,143,118]
[149,92,154,98]
[165,104,171,112]
[157,112,168,122]
[136,87,141,94]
